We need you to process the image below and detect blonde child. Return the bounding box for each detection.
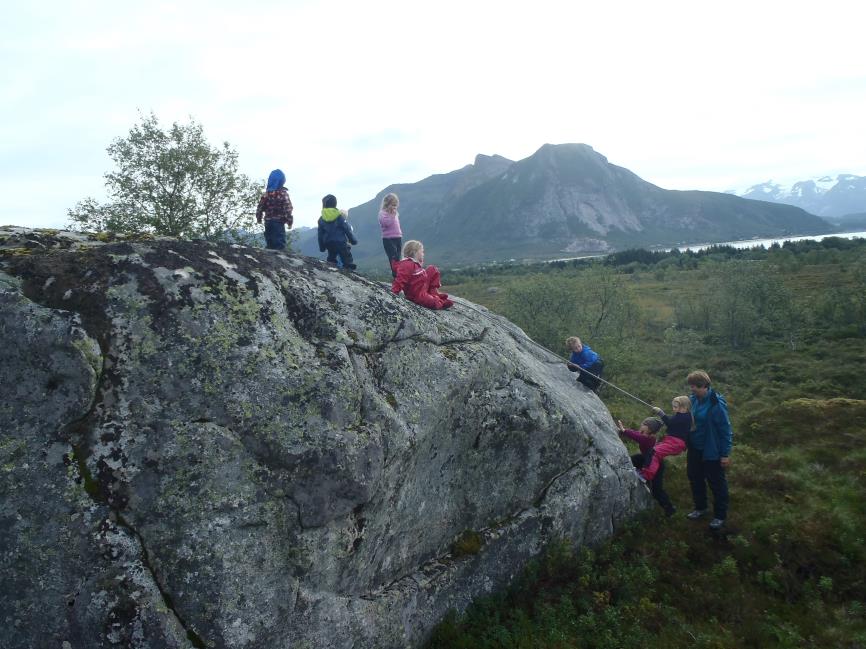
[391,240,453,310]
[565,336,604,391]
[640,395,693,482]
[378,193,402,277]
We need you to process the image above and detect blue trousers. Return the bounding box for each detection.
[687,446,729,520]
[264,220,287,250]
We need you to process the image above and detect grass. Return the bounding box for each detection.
[425,251,866,648]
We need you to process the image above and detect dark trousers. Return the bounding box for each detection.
[687,446,729,520]
[382,237,402,277]
[264,219,287,250]
[326,242,355,270]
[632,452,674,515]
[578,359,604,391]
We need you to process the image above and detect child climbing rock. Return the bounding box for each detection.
[617,417,676,516]
[641,395,692,482]
[565,336,604,391]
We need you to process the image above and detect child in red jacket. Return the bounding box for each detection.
[391,240,454,310]
[617,417,676,516]
[641,395,692,481]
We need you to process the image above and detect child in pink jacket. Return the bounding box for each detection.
[378,193,402,277]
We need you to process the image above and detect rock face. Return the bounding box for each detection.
[0,227,649,649]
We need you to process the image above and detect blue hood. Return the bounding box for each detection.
[266,169,286,192]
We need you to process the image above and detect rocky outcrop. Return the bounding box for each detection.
[0,227,649,648]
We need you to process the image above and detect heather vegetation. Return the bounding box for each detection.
[426,237,866,648]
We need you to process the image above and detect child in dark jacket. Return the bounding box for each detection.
[317,194,358,270]
[392,240,453,310]
[641,395,692,482]
[256,169,293,250]
[617,417,676,516]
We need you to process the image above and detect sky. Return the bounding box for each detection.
[2,0,865,230]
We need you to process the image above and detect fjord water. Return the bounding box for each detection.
[670,230,866,253]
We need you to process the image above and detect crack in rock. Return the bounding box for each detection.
[348,320,490,353]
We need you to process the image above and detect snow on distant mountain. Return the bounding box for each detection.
[735,174,866,217]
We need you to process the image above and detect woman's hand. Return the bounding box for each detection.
[720,457,731,468]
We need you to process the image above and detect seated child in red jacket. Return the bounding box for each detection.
[391,240,454,310]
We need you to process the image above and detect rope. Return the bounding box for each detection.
[568,366,656,409]
[453,298,657,411]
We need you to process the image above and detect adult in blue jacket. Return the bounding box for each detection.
[686,370,733,530]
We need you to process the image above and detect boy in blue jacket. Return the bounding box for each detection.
[566,336,604,391]
[317,194,358,270]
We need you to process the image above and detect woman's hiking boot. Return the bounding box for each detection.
[686,509,707,520]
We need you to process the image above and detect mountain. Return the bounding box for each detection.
[298,144,831,269]
[737,174,866,218]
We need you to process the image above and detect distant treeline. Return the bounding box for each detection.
[603,236,866,270]
[445,236,866,283]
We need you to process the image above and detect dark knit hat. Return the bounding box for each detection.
[322,194,337,208]
[641,417,663,434]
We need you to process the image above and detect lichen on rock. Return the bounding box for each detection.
[0,227,650,648]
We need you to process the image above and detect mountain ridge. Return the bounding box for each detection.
[736,173,866,218]
[298,144,831,269]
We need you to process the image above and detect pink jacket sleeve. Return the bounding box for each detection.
[621,428,656,455]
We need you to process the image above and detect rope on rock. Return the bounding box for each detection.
[453,298,657,410]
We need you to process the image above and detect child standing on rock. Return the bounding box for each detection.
[317,194,358,270]
[256,169,293,250]
[392,240,453,310]
[617,417,676,517]
[378,193,402,277]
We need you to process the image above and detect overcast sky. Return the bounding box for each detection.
[2,0,864,230]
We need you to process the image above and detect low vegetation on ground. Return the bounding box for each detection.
[425,237,866,648]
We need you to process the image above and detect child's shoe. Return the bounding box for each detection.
[686,509,707,520]
[708,518,725,530]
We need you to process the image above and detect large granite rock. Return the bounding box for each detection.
[0,227,649,648]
